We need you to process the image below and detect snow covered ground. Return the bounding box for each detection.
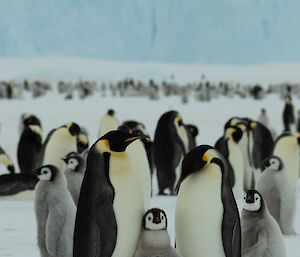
[0,59,300,256]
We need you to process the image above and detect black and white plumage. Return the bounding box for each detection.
[33,165,76,257]
[62,152,86,206]
[0,145,15,173]
[241,190,286,257]
[134,208,182,257]
[256,156,296,235]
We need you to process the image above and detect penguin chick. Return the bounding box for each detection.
[0,146,15,173]
[62,152,86,205]
[134,208,182,257]
[241,190,286,257]
[33,165,76,257]
[256,156,296,235]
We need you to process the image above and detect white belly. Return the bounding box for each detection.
[274,150,299,190]
[175,165,226,257]
[127,140,151,210]
[110,158,144,257]
[228,140,244,199]
[43,131,77,170]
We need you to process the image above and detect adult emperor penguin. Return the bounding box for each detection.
[62,152,86,206]
[273,132,300,189]
[41,122,80,171]
[17,124,43,174]
[154,111,189,195]
[74,130,146,257]
[33,165,76,257]
[0,146,15,173]
[98,109,119,137]
[223,126,244,199]
[241,190,286,257]
[134,208,182,257]
[175,145,241,257]
[256,156,296,235]
[283,95,295,132]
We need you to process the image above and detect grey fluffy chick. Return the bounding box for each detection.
[134,208,182,257]
[62,152,86,206]
[33,165,76,257]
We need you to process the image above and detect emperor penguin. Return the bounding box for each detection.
[62,152,86,206]
[19,113,42,136]
[241,190,286,257]
[256,156,296,235]
[41,122,80,171]
[0,146,15,173]
[77,127,89,154]
[17,124,43,174]
[273,132,300,189]
[223,126,244,199]
[134,208,182,257]
[175,145,241,257]
[283,95,295,132]
[74,131,146,257]
[154,111,189,195]
[32,165,76,257]
[98,109,119,137]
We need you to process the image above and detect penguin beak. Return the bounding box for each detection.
[7,165,15,174]
[61,158,68,164]
[31,169,41,179]
[124,136,140,143]
[153,216,161,224]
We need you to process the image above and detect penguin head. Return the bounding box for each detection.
[285,95,292,103]
[97,130,140,153]
[243,190,263,212]
[143,208,167,231]
[62,152,85,172]
[22,113,41,127]
[176,145,223,192]
[224,126,242,143]
[262,156,283,172]
[66,122,80,136]
[186,124,199,137]
[33,165,58,182]
[261,108,266,114]
[118,125,133,134]
[107,109,115,116]
[77,133,89,148]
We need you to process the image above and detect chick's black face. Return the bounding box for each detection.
[100,130,140,152]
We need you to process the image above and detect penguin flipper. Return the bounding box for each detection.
[0,174,38,196]
[241,229,267,257]
[96,196,117,257]
[46,207,65,256]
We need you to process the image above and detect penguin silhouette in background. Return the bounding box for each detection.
[241,190,286,257]
[257,108,269,128]
[0,146,15,173]
[283,95,295,132]
[134,208,182,257]
[154,111,189,195]
[175,145,241,257]
[33,165,76,257]
[98,109,119,137]
[74,131,146,257]
[17,124,43,174]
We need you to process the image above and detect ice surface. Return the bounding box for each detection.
[0,59,299,256]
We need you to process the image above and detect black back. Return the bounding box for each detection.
[73,141,116,257]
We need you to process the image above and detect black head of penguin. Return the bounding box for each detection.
[65,122,80,136]
[118,125,133,134]
[186,124,199,137]
[225,126,243,143]
[243,190,264,214]
[99,130,140,152]
[32,165,58,182]
[176,145,221,192]
[23,114,41,128]
[261,155,283,172]
[107,109,115,116]
[142,208,168,230]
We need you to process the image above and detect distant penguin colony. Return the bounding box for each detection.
[1,85,300,257]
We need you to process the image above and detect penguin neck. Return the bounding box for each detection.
[140,229,171,248]
[109,152,132,175]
